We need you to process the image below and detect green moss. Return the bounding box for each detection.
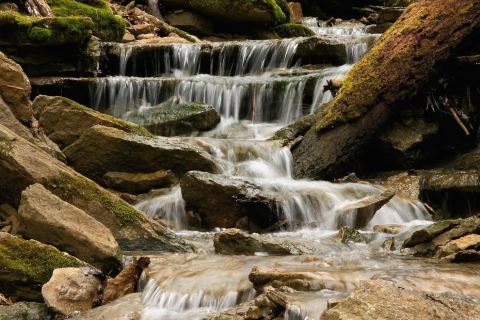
[274,23,315,38]
[0,11,93,45]
[190,0,290,25]
[0,234,83,284]
[53,172,144,224]
[47,0,125,41]
[314,1,480,132]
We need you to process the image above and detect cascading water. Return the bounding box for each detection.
[78,24,480,320]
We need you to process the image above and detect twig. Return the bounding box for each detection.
[450,108,470,136]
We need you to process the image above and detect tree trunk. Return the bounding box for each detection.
[25,0,55,17]
[292,0,480,180]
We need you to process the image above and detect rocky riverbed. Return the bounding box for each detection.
[0,0,479,319]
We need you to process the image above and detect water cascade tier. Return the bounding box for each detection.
[30,20,480,320]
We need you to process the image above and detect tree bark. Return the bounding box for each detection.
[292,0,480,180]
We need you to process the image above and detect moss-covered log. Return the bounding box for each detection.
[292,0,480,180]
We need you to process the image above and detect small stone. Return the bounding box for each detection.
[381,237,396,251]
[122,31,136,43]
[136,33,156,40]
[126,23,155,37]
[373,224,402,234]
[42,268,103,316]
[337,226,367,243]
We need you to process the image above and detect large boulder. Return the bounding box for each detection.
[164,10,214,36]
[214,229,312,255]
[0,51,32,122]
[292,0,480,180]
[32,95,152,149]
[0,302,50,320]
[42,268,103,316]
[162,0,291,26]
[0,232,85,301]
[16,183,122,273]
[321,280,480,320]
[0,123,193,251]
[181,171,281,230]
[123,101,221,136]
[63,125,219,182]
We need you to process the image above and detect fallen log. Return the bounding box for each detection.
[292,0,480,180]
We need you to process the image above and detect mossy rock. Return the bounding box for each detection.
[166,0,291,26]
[0,11,93,45]
[0,302,49,320]
[274,23,315,38]
[47,0,125,41]
[0,232,85,301]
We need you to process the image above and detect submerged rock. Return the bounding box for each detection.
[181,171,282,231]
[0,302,49,320]
[0,123,194,252]
[0,232,85,301]
[63,125,219,182]
[123,100,220,136]
[321,279,480,320]
[373,224,402,234]
[103,170,175,194]
[214,229,312,255]
[16,183,122,273]
[32,95,152,149]
[337,226,367,243]
[70,293,142,320]
[42,267,103,316]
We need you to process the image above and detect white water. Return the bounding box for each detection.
[83,25,466,320]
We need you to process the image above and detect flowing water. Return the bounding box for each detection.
[81,23,480,319]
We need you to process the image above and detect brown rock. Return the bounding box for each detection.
[16,183,122,273]
[165,10,214,36]
[102,257,150,305]
[42,268,103,315]
[126,23,155,37]
[288,2,303,23]
[321,279,480,320]
[0,52,32,122]
[373,224,402,234]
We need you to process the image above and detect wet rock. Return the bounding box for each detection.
[103,170,175,194]
[16,183,122,273]
[0,302,49,320]
[0,123,194,252]
[0,52,32,122]
[336,190,395,228]
[0,232,85,301]
[203,294,276,320]
[375,171,421,201]
[442,249,480,263]
[71,293,142,320]
[181,171,282,231]
[373,224,402,234]
[63,125,219,182]
[435,234,480,259]
[165,10,214,36]
[274,23,315,38]
[123,100,220,136]
[403,216,480,260]
[321,279,480,320]
[102,257,150,305]
[214,229,312,255]
[381,237,396,251]
[32,95,152,149]
[122,30,136,43]
[42,267,103,316]
[337,226,367,243]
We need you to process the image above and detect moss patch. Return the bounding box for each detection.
[274,23,315,38]
[47,0,125,41]
[0,233,83,284]
[0,11,93,45]
[53,172,144,224]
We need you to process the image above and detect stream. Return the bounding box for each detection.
[80,20,480,319]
